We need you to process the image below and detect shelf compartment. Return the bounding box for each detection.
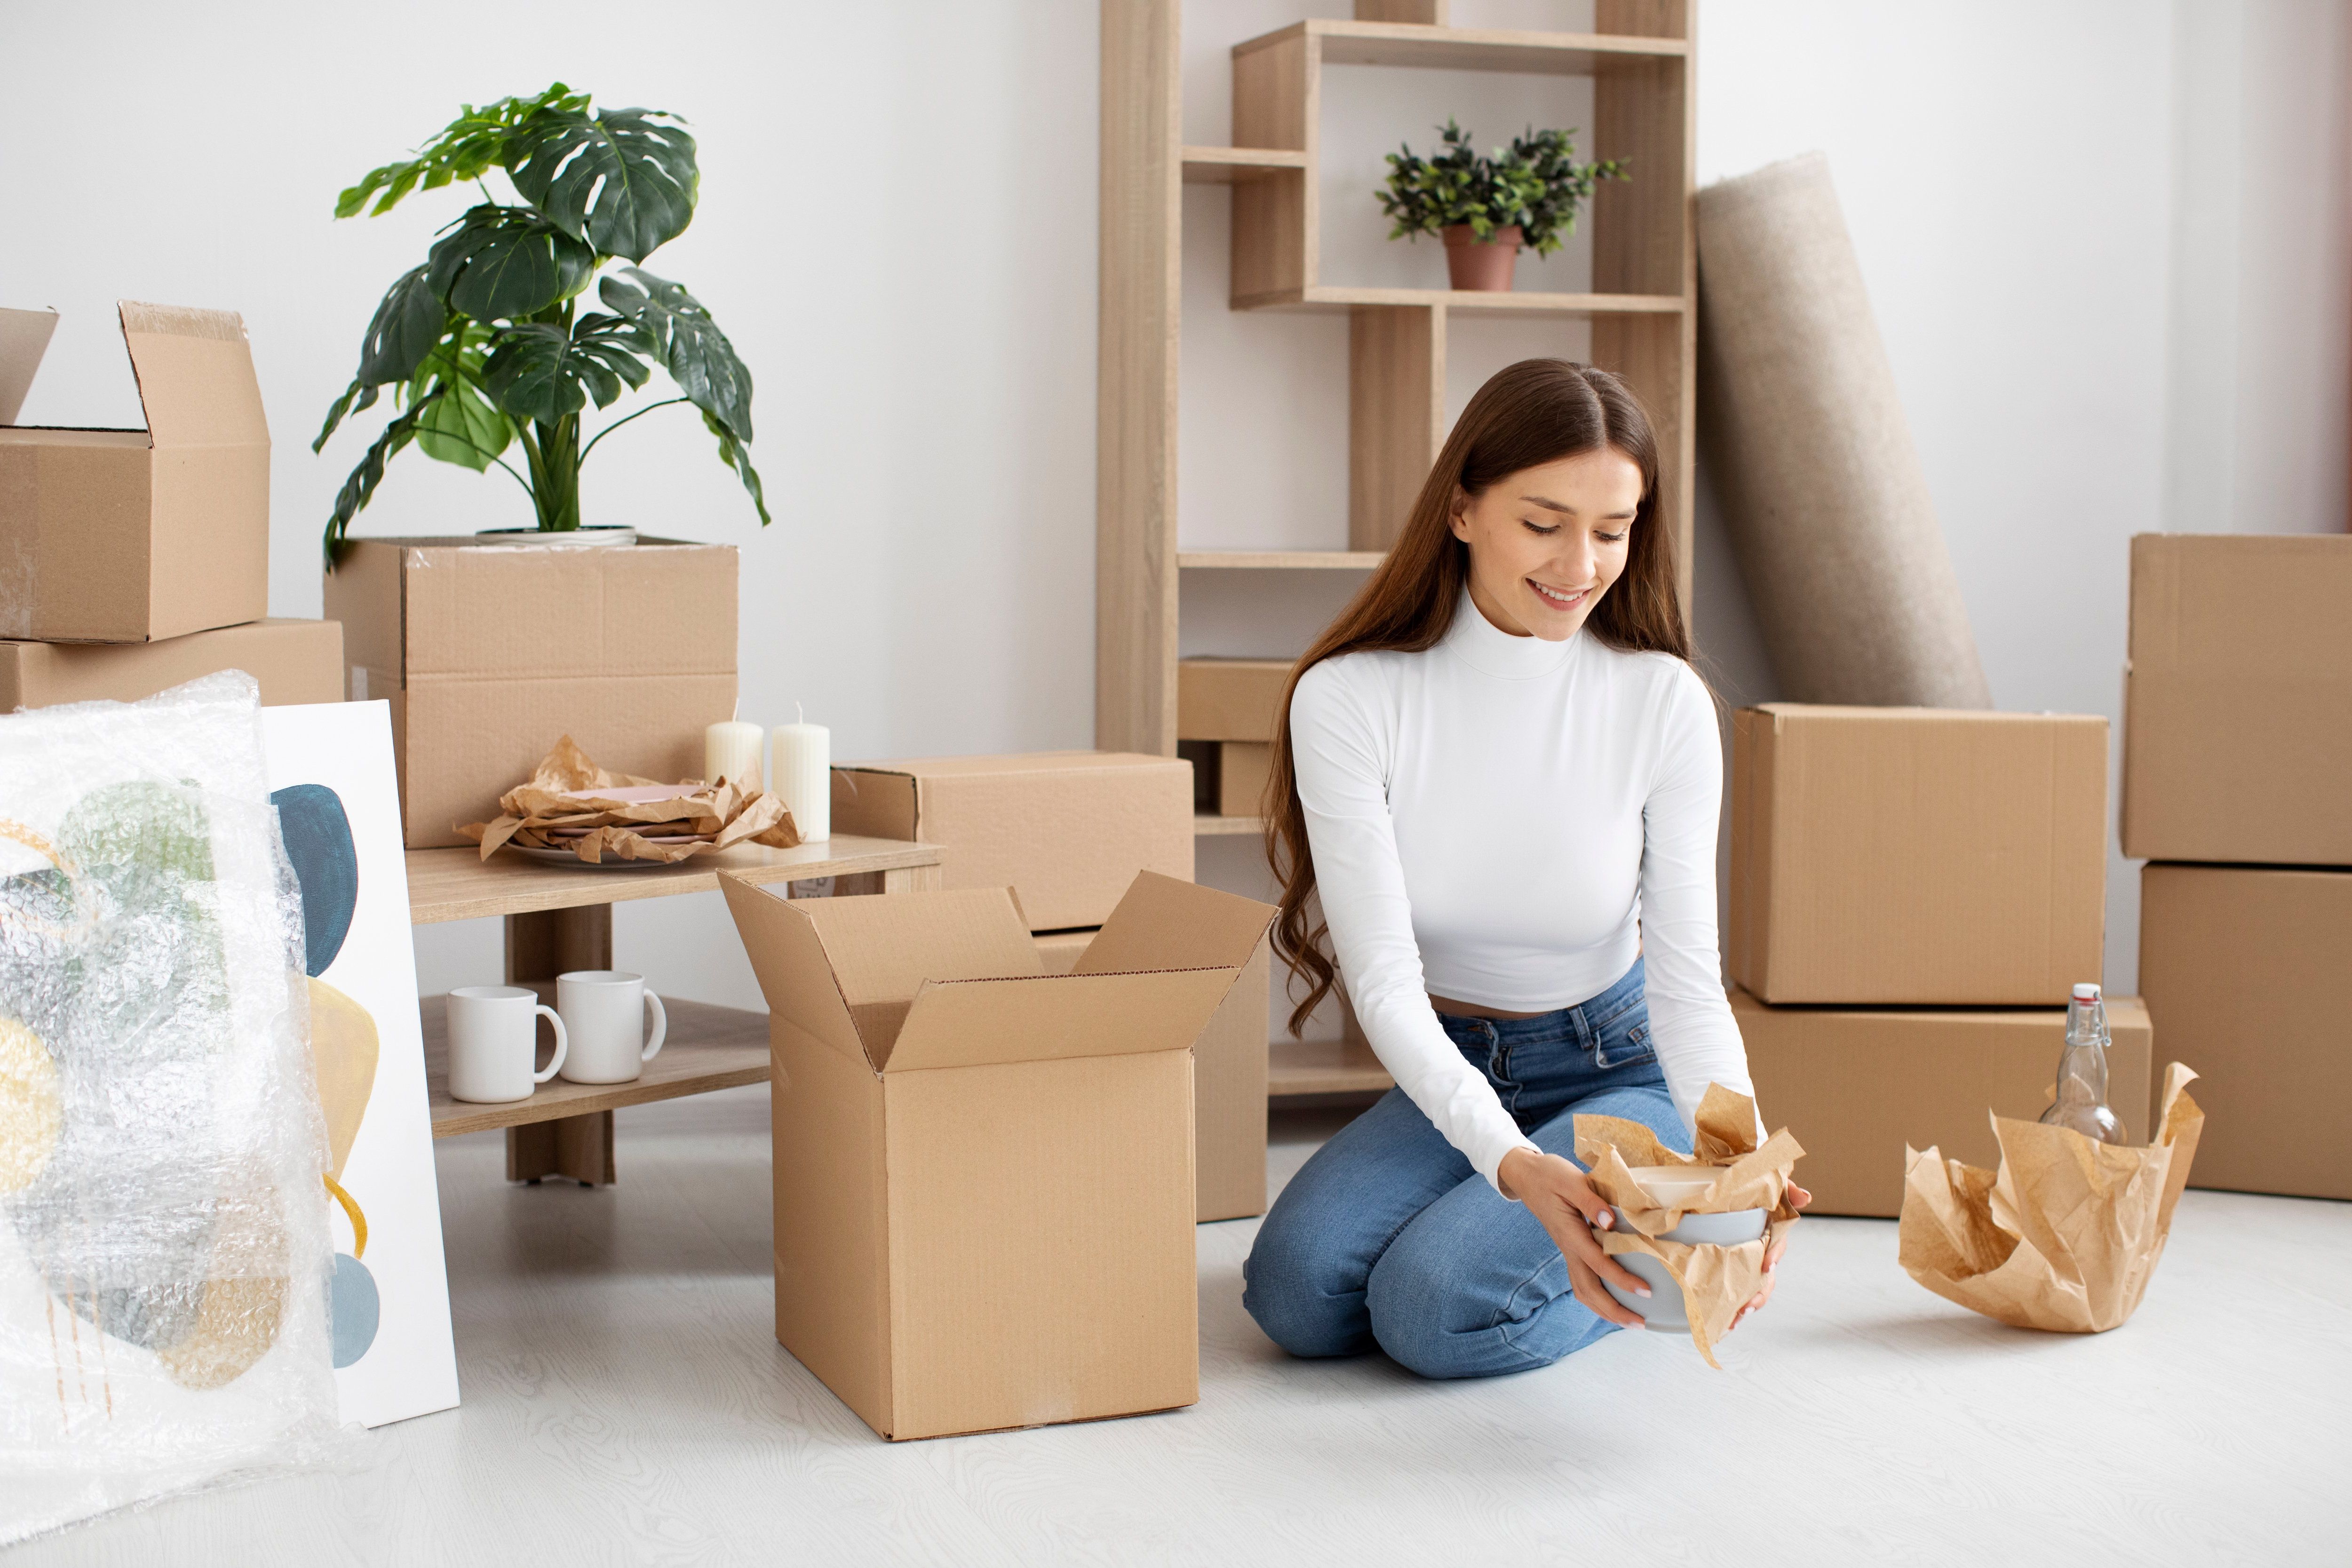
[1194,812,1266,836]
[1254,19,1688,76]
[1237,286,1683,316]
[1182,145,1310,183]
[1270,1035,1395,1098]
[423,997,769,1138]
[1176,550,1385,569]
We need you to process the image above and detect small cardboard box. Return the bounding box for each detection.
[1177,658,1291,742]
[723,869,1275,1441]
[2122,533,2352,865]
[1734,988,2153,1218]
[1730,705,2108,1005]
[1037,926,1274,1223]
[830,752,1192,932]
[323,536,736,848]
[0,619,342,711]
[1216,741,1274,819]
[0,302,270,643]
[2137,863,2352,1200]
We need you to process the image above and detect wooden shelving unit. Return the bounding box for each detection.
[407,835,943,1183]
[1100,0,1695,1095]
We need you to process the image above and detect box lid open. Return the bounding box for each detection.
[720,870,1273,1075]
[116,302,269,450]
[0,307,58,425]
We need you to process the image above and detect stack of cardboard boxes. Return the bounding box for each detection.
[829,751,1279,1222]
[0,304,341,709]
[2124,534,2351,1202]
[1176,658,1290,818]
[1727,705,2154,1217]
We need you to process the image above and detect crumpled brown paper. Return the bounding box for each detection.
[459,735,802,864]
[1576,1083,1807,1367]
[1899,1062,2203,1334]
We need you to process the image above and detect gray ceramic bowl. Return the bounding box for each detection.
[1600,1206,1769,1332]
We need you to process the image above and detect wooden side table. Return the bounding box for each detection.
[407,836,943,1184]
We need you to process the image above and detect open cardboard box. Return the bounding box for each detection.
[721,869,1275,1441]
[0,302,270,643]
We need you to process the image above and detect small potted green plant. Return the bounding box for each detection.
[313,82,766,563]
[1378,120,1628,292]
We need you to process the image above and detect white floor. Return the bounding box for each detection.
[13,1087,2345,1567]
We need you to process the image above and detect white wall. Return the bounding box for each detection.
[4,1,2344,1006]
[3,0,1106,1008]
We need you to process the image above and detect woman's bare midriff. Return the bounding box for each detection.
[1427,993,1554,1021]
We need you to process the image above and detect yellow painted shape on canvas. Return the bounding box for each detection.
[0,1017,61,1194]
[308,977,379,1181]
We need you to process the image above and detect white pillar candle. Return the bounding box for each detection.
[771,719,830,842]
[704,720,765,793]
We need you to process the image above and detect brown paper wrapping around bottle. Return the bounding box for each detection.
[1898,1063,2203,1333]
[1576,1084,1806,1369]
[459,735,801,864]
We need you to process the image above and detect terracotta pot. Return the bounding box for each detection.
[1442,224,1521,291]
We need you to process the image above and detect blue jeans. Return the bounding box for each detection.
[1242,958,1689,1380]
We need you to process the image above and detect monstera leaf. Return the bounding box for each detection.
[426,205,595,323]
[598,268,753,442]
[483,318,650,422]
[410,326,512,470]
[313,266,445,453]
[335,83,588,219]
[324,390,444,559]
[508,104,697,263]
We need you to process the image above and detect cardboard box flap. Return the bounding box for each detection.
[115,301,269,449]
[0,306,58,425]
[718,874,868,1067]
[1072,871,1276,976]
[884,968,1240,1073]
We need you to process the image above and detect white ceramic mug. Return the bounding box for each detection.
[556,970,668,1084]
[447,986,567,1103]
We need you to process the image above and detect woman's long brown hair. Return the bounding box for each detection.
[1261,358,1691,1035]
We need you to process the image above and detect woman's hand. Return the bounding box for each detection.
[1497,1146,1651,1329]
[1728,1180,1811,1332]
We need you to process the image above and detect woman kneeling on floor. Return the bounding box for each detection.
[1243,359,1809,1378]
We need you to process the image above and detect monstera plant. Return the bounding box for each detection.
[314,83,766,563]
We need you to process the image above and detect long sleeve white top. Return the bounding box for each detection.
[1288,590,1755,1194]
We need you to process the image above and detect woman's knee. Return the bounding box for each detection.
[1242,1193,1375,1359]
[1363,1210,1614,1379]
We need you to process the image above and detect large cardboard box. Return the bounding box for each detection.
[2138,864,2352,1200]
[1039,926,1274,1224]
[1734,988,2153,1218]
[722,870,1275,1441]
[2122,533,2352,865]
[0,619,342,711]
[324,537,736,847]
[1729,705,2108,1005]
[830,752,1192,932]
[0,302,270,643]
[1177,658,1291,742]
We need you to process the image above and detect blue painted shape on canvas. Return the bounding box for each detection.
[328,1252,381,1367]
[272,784,358,978]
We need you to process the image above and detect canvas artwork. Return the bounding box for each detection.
[260,701,458,1428]
[0,675,338,1544]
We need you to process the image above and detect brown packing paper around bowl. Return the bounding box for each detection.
[1898,1063,2204,1334]
[459,735,802,864]
[1576,1083,1806,1368]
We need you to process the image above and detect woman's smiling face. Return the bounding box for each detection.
[1447,447,1644,641]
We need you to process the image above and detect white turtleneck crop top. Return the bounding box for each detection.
[1287,591,1756,1194]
